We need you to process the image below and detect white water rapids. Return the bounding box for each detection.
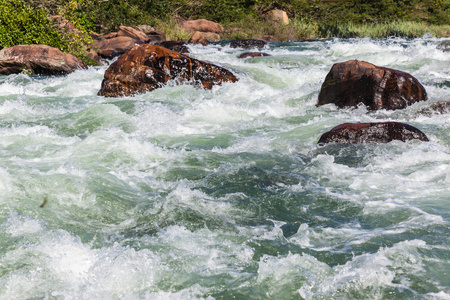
[0,37,449,299]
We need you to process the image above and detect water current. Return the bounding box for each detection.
[0,37,449,299]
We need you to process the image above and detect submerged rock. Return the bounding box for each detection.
[98,44,238,97]
[418,101,450,116]
[0,45,86,76]
[238,52,271,59]
[229,39,267,49]
[437,42,450,52]
[317,60,427,110]
[317,122,429,144]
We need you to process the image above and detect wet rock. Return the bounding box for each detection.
[155,41,189,54]
[437,42,450,52]
[98,44,238,97]
[0,45,87,76]
[418,101,450,116]
[229,39,267,49]
[238,52,271,59]
[317,122,429,144]
[317,60,427,110]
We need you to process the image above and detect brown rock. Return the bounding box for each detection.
[87,49,103,63]
[91,31,104,41]
[182,19,224,34]
[104,32,118,39]
[0,45,87,76]
[188,32,210,46]
[117,26,149,43]
[98,44,238,97]
[147,30,167,43]
[317,60,427,110]
[93,36,138,54]
[98,49,120,60]
[264,9,289,25]
[238,52,271,59]
[317,122,429,144]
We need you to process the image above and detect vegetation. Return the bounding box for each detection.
[1,0,449,64]
[0,0,68,50]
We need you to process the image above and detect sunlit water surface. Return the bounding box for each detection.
[0,37,449,299]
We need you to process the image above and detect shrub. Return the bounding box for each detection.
[0,0,68,50]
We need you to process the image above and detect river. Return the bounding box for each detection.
[0,37,449,299]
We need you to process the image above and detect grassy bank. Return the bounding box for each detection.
[1,0,449,65]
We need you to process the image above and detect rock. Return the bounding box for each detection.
[419,101,450,116]
[437,42,450,52]
[182,19,224,34]
[0,45,87,76]
[104,32,118,39]
[155,41,189,54]
[147,30,167,43]
[264,9,289,25]
[238,52,271,59]
[229,39,267,49]
[202,32,221,42]
[134,25,156,35]
[117,26,149,43]
[317,60,427,110]
[98,49,120,60]
[188,32,210,46]
[91,31,104,41]
[317,122,429,144]
[98,44,238,97]
[93,36,138,54]
[87,49,104,63]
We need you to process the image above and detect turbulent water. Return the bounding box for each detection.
[0,37,449,299]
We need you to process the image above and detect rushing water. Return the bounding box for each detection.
[0,37,449,299]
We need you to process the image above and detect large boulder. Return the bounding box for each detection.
[117,26,149,43]
[317,60,427,110]
[98,44,238,97]
[317,122,429,144]
[93,36,138,55]
[0,45,87,76]
[181,19,224,34]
